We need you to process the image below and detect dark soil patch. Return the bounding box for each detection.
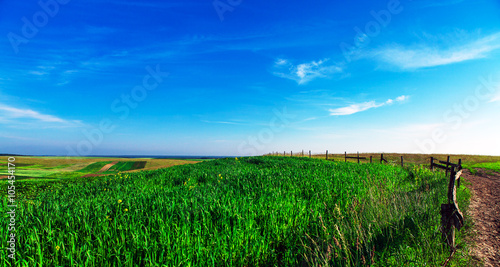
[463,169,500,267]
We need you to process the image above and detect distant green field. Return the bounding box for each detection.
[0,169,60,178]
[464,161,500,174]
[76,161,113,173]
[0,161,113,179]
[103,161,147,173]
[0,156,472,266]
[1,157,200,182]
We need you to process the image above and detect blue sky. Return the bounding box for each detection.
[1,0,500,156]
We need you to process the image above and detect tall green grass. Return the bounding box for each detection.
[0,157,471,266]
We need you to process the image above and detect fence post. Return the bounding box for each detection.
[357,151,360,164]
[448,166,456,248]
[309,150,311,158]
[291,151,293,157]
[401,156,404,167]
[370,155,372,163]
[430,157,434,171]
[345,151,347,162]
[302,150,304,157]
[380,154,383,164]
[445,156,450,177]
[441,165,464,251]
[457,159,462,187]
[284,151,286,156]
[326,150,328,160]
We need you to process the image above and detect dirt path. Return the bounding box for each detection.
[463,169,500,267]
[98,161,118,172]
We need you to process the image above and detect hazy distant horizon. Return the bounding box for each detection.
[3,151,500,158]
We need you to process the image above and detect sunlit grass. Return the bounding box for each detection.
[463,161,500,174]
[0,157,472,266]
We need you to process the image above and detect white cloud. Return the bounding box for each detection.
[490,93,500,103]
[29,70,49,76]
[395,95,408,102]
[201,120,245,125]
[329,101,382,116]
[0,104,82,128]
[273,58,342,84]
[329,95,409,116]
[0,105,65,123]
[275,58,288,65]
[371,32,500,69]
[28,64,78,86]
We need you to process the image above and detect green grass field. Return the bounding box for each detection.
[0,156,474,266]
[0,157,199,180]
[103,161,148,174]
[463,161,500,174]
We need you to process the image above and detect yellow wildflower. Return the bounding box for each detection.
[118,199,122,203]
[124,209,128,212]
[55,245,60,251]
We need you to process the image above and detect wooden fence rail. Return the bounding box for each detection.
[345,151,366,163]
[431,156,464,251]
[431,157,463,188]
[380,153,388,163]
[271,151,408,166]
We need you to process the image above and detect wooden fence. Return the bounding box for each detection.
[344,151,365,163]
[269,151,407,166]
[268,151,466,252]
[430,156,464,252]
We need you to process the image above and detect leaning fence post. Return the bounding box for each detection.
[441,165,464,251]
[326,150,328,160]
[401,156,404,167]
[345,151,347,162]
[380,154,383,164]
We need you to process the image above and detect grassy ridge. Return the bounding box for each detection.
[0,157,471,266]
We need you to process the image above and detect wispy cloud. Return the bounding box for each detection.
[370,32,500,69]
[201,120,245,125]
[28,64,79,86]
[0,104,82,127]
[490,93,500,103]
[329,95,409,116]
[272,58,342,84]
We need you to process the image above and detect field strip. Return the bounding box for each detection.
[98,161,118,172]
